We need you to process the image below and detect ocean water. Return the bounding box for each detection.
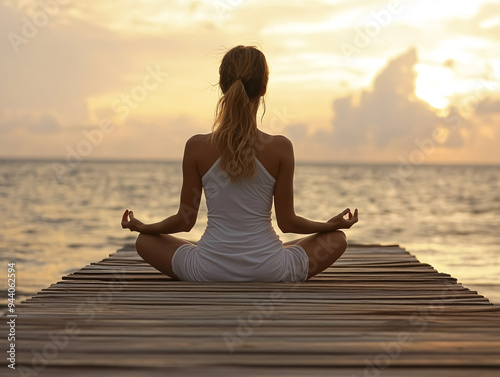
[1,159,499,310]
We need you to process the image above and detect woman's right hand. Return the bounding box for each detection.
[328,208,358,230]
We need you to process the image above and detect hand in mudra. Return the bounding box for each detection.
[328,208,358,230]
[121,209,144,232]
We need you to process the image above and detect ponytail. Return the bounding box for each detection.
[210,46,269,183]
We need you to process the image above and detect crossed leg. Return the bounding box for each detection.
[136,230,347,281]
[135,233,196,280]
[284,230,348,279]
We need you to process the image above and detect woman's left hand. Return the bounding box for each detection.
[121,209,144,232]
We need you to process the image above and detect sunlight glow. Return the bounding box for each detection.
[480,15,500,29]
[415,63,457,110]
[400,0,483,25]
[261,10,360,35]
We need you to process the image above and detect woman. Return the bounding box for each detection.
[121,45,358,282]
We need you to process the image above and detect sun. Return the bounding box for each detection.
[414,63,457,110]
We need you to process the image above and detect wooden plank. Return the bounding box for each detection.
[23,366,500,377]
[11,351,500,368]
[2,244,499,375]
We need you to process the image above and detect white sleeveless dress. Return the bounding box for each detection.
[171,156,309,282]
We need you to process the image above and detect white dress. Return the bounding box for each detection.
[171,156,309,282]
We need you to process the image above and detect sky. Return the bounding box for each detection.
[1,0,499,164]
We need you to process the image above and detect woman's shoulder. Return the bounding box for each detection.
[186,131,293,157]
[186,133,211,144]
[187,132,292,146]
[184,133,215,154]
[257,132,294,159]
[256,131,292,148]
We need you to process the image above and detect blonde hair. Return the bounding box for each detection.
[210,45,269,183]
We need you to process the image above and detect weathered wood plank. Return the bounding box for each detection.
[2,244,499,375]
[23,366,500,377]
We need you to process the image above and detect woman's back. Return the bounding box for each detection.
[195,131,281,181]
[200,155,276,236]
[171,132,308,282]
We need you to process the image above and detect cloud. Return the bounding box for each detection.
[0,3,137,123]
[283,123,308,141]
[446,2,500,43]
[27,112,61,134]
[80,113,206,160]
[0,2,224,125]
[320,48,443,150]
[303,47,499,161]
[476,98,500,114]
[0,110,61,134]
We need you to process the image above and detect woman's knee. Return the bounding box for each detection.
[335,230,348,250]
[323,230,347,253]
[135,233,152,255]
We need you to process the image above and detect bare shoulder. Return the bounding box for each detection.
[255,132,294,179]
[264,133,293,158]
[257,132,292,152]
[275,134,293,149]
[185,133,211,153]
[186,133,209,145]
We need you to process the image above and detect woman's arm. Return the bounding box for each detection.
[121,135,203,234]
[121,210,190,234]
[273,136,358,234]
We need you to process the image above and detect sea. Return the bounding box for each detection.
[1,159,499,312]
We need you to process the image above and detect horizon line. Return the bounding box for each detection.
[1,156,499,167]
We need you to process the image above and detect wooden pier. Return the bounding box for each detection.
[4,244,500,376]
